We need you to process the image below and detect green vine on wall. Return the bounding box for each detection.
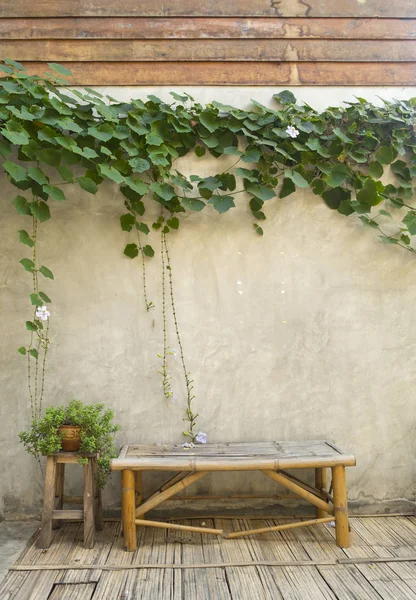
[1,59,415,441]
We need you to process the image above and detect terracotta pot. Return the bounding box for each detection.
[59,425,81,452]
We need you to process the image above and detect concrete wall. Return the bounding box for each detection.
[1,87,416,519]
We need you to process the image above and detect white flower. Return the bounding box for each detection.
[182,442,194,449]
[35,306,50,321]
[286,125,299,139]
[195,431,207,444]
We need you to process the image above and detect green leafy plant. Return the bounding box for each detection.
[1,59,416,443]
[19,399,120,487]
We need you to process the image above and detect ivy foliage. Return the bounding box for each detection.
[1,60,415,254]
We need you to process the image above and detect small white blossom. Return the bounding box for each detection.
[36,306,50,321]
[286,125,299,139]
[182,442,194,449]
[195,432,207,444]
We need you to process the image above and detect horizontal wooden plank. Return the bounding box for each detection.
[4,40,416,62]
[22,61,416,85]
[1,17,415,40]
[1,0,415,17]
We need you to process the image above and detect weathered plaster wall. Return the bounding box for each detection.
[1,87,416,519]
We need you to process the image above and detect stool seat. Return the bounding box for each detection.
[38,452,103,549]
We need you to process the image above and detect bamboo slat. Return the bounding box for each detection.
[3,39,415,62]
[21,61,416,86]
[52,510,83,521]
[47,582,96,599]
[2,17,415,40]
[0,0,414,17]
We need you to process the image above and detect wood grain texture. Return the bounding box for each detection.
[1,0,415,18]
[3,39,415,62]
[1,17,415,40]
[21,61,416,85]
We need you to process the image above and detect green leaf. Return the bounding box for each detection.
[145,132,164,146]
[195,146,206,157]
[29,348,39,359]
[368,161,383,179]
[180,198,206,212]
[199,111,218,133]
[0,138,12,158]
[402,210,416,235]
[150,182,176,201]
[25,321,38,331]
[99,164,125,184]
[88,123,114,141]
[124,243,139,258]
[279,177,296,199]
[77,176,98,194]
[13,195,31,216]
[401,234,411,245]
[128,157,150,173]
[47,62,73,76]
[30,201,51,222]
[167,217,179,230]
[380,236,399,245]
[3,161,27,182]
[124,177,148,196]
[284,170,309,189]
[253,224,264,236]
[30,293,42,306]
[333,127,352,143]
[18,347,27,355]
[375,145,395,165]
[19,230,34,247]
[273,90,296,105]
[322,187,351,210]
[246,184,275,201]
[208,195,235,214]
[356,179,382,208]
[28,167,49,186]
[1,123,30,145]
[142,245,155,257]
[36,148,61,167]
[235,168,258,183]
[39,265,54,279]
[136,222,150,235]
[323,165,349,188]
[20,258,35,272]
[120,213,136,232]
[39,291,52,303]
[43,185,65,201]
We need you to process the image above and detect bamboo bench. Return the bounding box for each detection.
[111,440,356,552]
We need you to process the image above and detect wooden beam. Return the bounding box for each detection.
[3,40,415,62]
[135,471,207,517]
[0,0,414,18]
[226,516,334,538]
[262,470,334,514]
[21,61,416,86]
[134,519,223,535]
[1,18,415,40]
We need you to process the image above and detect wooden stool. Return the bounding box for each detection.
[38,452,103,549]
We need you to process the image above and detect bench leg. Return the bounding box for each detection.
[38,456,56,548]
[83,459,95,549]
[332,465,350,548]
[315,467,327,519]
[52,463,65,529]
[92,457,104,531]
[122,469,137,552]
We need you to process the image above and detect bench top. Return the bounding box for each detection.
[111,440,356,471]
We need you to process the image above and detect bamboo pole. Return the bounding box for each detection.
[226,517,334,539]
[332,465,350,548]
[315,467,328,518]
[134,519,223,535]
[122,469,136,552]
[262,470,334,515]
[160,471,189,492]
[135,471,207,517]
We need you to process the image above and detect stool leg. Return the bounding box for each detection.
[52,463,65,530]
[38,456,56,548]
[83,458,95,549]
[315,467,327,519]
[122,469,136,552]
[92,457,104,531]
[332,465,350,548]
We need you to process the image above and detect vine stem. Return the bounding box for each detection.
[159,229,172,401]
[136,229,153,312]
[162,232,198,440]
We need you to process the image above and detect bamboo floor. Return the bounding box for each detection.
[1,516,416,599]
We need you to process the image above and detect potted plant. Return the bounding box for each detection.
[19,399,120,487]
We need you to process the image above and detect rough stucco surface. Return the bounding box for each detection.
[0,87,416,520]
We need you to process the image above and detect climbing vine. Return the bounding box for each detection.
[1,59,415,442]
